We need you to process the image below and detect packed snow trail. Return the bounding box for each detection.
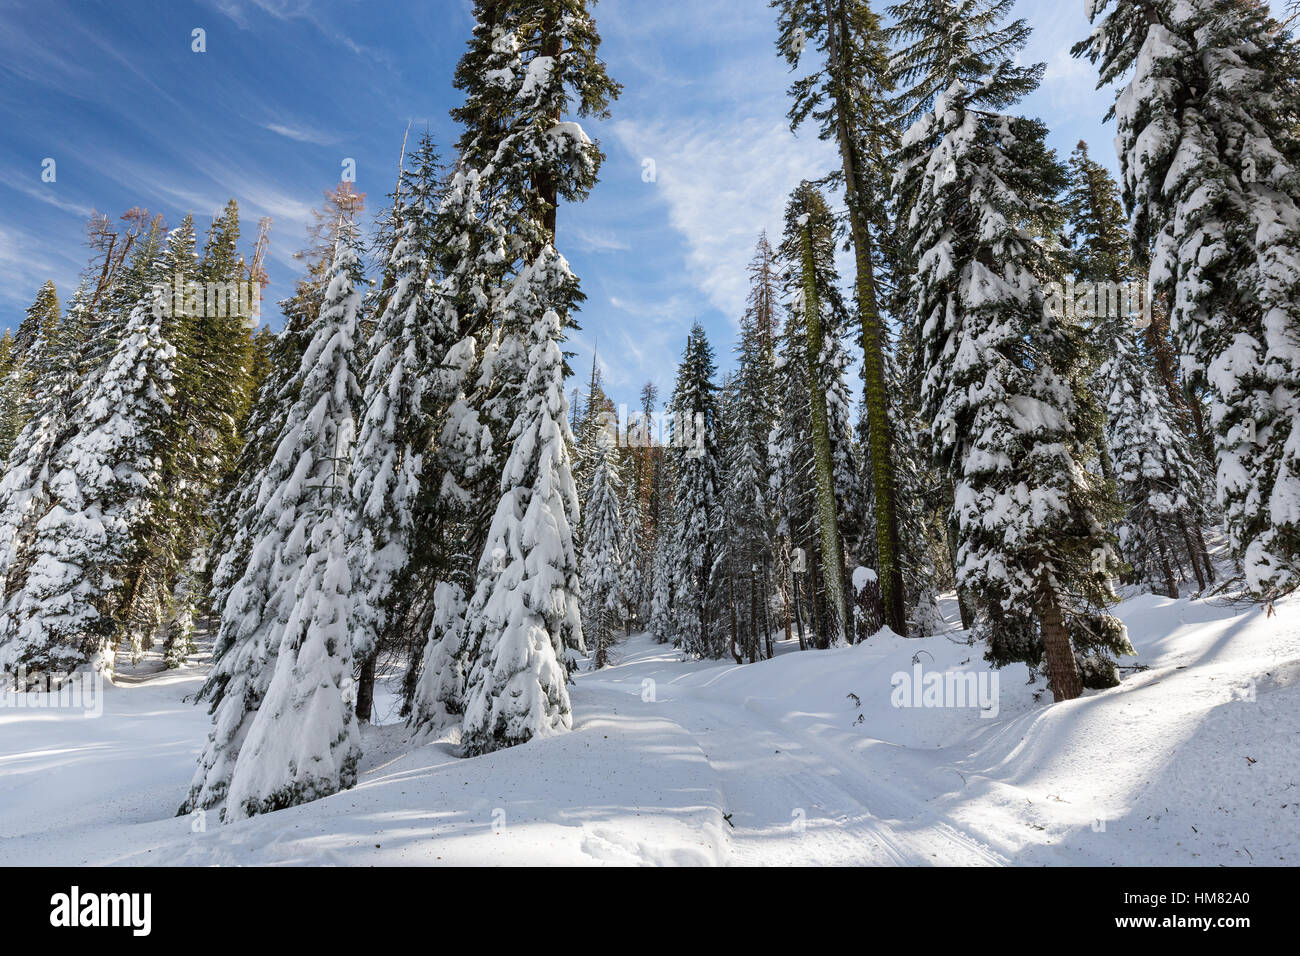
[0,590,1295,865]
[578,639,1006,865]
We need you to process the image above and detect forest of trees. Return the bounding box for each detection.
[0,0,1297,822]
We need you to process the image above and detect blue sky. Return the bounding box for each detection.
[0,0,1116,410]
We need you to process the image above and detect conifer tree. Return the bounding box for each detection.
[0,281,61,463]
[725,240,781,659]
[427,0,617,749]
[774,0,907,632]
[581,426,624,667]
[460,299,583,753]
[1100,319,1213,597]
[0,227,179,677]
[1063,137,1218,593]
[1075,0,1300,597]
[183,219,364,816]
[666,323,722,657]
[349,134,448,708]
[789,187,850,645]
[0,289,90,636]
[892,0,1127,700]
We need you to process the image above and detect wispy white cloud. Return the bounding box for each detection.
[2,180,93,219]
[612,115,835,322]
[570,226,631,253]
[262,121,335,145]
[207,0,394,66]
[0,224,82,313]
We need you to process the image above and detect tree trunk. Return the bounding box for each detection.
[1177,517,1206,591]
[1095,436,1115,484]
[356,653,377,724]
[822,0,905,636]
[800,221,849,646]
[762,555,775,659]
[1192,523,1215,583]
[807,534,827,650]
[1154,527,1180,598]
[1039,593,1082,702]
[790,553,808,652]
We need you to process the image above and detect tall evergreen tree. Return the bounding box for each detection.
[419,0,618,750]
[0,224,181,677]
[1100,319,1214,597]
[1075,0,1300,597]
[183,219,365,817]
[580,426,625,667]
[459,298,583,752]
[724,238,781,660]
[348,134,449,715]
[221,222,364,820]
[664,323,722,657]
[774,0,907,632]
[892,0,1127,700]
[0,281,61,463]
[787,185,851,645]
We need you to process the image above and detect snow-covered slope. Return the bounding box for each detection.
[0,590,1295,866]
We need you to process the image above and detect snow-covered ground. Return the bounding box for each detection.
[0,589,1295,866]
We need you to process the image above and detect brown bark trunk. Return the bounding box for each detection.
[1154,528,1180,598]
[1039,593,1082,702]
[1177,517,1206,591]
[1192,523,1215,583]
[822,0,905,636]
[356,653,376,723]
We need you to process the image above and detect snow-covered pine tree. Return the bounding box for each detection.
[572,349,614,508]
[666,322,722,658]
[0,334,18,471]
[111,214,202,659]
[1075,0,1300,597]
[0,287,90,636]
[0,218,182,677]
[402,161,506,727]
[714,373,745,661]
[580,426,624,667]
[616,460,644,634]
[349,134,449,710]
[431,0,616,750]
[0,281,60,464]
[153,202,259,666]
[1062,138,1217,595]
[648,525,675,645]
[723,236,780,661]
[409,577,469,736]
[891,0,1127,700]
[13,280,59,366]
[183,218,364,817]
[647,431,677,647]
[202,187,366,663]
[793,197,847,645]
[774,0,907,633]
[1100,316,1214,598]
[769,286,823,650]
[459,293,583,753]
